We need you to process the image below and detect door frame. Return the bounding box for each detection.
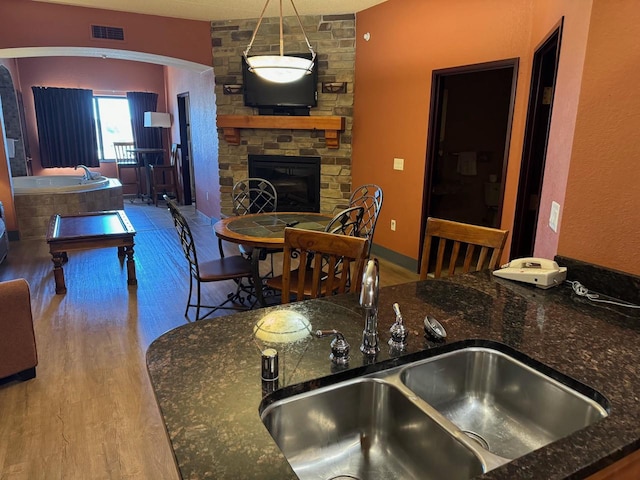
[177,92,194,205]
[510,18,564,258]
[418,58,520,269]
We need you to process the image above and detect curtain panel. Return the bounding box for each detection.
[126,92,162,149]
[31,87,98,168]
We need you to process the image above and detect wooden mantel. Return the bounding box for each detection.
[217,115,346,149]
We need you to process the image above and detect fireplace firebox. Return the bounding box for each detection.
[248,155,321,212]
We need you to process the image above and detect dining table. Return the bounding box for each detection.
[213,212,333,306]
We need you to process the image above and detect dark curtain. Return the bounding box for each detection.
[31,87,98,168]
[127,92,162,149]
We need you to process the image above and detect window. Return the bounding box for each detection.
[93,96,133,161]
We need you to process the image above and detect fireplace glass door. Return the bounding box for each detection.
[248,155,321,212]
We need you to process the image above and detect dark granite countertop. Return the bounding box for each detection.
[146,272,640,479]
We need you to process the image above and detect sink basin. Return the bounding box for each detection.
[260,343,609,479]
[400,347,609,459]
[261,378,484,480]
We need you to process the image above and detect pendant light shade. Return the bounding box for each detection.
[243,0,316,84]
[245,55,314,83]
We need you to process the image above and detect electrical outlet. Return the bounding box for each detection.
[393,158,404,170]
[206,191,209,201]
[390,219,397,231]
[549,201,560,232]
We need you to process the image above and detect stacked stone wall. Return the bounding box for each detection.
[212,14,355,215]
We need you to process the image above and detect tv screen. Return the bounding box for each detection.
[242,53,318,115]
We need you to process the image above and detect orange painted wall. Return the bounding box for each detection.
[353,0,533,262]
[16,56,166,176]
[532,0,592,260]
[165,66,219,219]
[0,0,212,67]
[558,0,640,275]
[353,0,636,276]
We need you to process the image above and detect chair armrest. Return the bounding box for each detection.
[0,279,38,379]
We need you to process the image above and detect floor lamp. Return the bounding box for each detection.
[144,112,172,164]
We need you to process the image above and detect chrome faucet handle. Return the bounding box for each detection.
[315,329,350,365]
[389,302,409,349]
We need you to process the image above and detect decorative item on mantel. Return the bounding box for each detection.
[223,84,243,95]
[322,82,347,94]
[243,0,316,84]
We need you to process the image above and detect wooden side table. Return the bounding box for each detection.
[46,210,137,294]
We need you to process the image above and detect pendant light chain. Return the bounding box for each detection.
[243,0,314,59]
[288,0,315,55]
[279,0,284,56]
[243,0,316,83]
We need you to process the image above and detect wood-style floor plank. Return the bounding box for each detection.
[0,203,418,479]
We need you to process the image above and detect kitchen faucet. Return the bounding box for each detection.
[359,258,380,356]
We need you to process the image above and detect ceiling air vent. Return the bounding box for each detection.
[91,25,125,41]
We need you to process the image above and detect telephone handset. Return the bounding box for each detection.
[492,257,567,289]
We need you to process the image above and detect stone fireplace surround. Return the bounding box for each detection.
[212,14,356,217]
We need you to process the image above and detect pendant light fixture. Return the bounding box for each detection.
[243,0,316,84]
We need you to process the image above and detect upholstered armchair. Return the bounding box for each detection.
[0,278,38,381]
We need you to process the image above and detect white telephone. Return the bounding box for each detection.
[492,257,567,289]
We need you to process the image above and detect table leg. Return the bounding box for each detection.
[117,246,125,258]
[252,247,266,307]
[51,252,67,294]
[125,244,137,285]
[144,157,153,204]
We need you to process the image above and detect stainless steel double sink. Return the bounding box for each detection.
[259,341,609,480]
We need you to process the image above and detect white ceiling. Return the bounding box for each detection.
[33,0,389,21]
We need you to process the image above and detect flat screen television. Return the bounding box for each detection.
[242,53,318,116]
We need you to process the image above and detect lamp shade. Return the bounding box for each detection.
[144,112,172,128]
[246,55,314,83]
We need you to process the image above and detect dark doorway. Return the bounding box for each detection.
[177,93,194,205]
[420,59,519,266]
[510,19,563,258]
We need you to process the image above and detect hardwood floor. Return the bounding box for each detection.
[0,203,419,479]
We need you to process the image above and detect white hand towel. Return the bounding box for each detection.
[457,151,477,176]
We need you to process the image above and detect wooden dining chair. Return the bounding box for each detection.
[149,146,181,207]
[420,217,509,280]
[266,206,365,299]
[164,196,253,321]
[113,141,141,200]
[278,228,369,304]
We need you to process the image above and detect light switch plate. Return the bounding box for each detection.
[393,158,404,170]
[549,201,560,232]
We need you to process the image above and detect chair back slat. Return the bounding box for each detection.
[421,217,509,280]
[281,228,368,304]
[113,142,136,165]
